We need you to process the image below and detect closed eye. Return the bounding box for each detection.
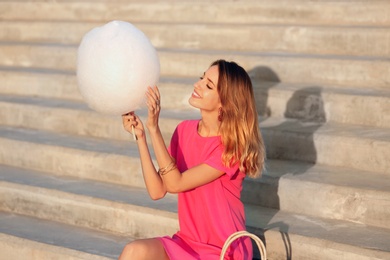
[200,76,212,89]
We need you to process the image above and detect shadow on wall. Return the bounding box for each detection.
[248,66,280,118]
[244,66,327,260]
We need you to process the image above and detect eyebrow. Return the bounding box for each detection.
[203,72,216,87]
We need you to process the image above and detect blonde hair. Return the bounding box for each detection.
[212,60,265,178]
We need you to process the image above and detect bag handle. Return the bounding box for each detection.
[220,230,267,260]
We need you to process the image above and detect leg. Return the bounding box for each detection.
[119,238,169,260]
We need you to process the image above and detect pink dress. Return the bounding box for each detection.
[158,120,253,260]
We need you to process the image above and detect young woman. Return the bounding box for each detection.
[120,59,265,260]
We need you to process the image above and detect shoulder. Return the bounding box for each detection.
[171,120,199,143]
[176,120,199,132]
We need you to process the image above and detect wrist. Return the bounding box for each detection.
[147,125,160,135]
[135,135,147,147]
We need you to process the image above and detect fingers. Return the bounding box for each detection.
[146,86,161,113]
[148,86,160,102]
[122,111,138,128]
[122,111,135,121]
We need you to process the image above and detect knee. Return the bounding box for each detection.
[119,241,149,260]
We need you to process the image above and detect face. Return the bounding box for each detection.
[189,65,221,112]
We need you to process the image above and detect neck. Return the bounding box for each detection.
[198,116,220,137]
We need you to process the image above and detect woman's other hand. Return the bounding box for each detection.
[122,112,145,140]
[145,86,161,132]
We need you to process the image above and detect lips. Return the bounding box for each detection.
[192,91,201,98]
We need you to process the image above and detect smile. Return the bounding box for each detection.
[192,91,201,98]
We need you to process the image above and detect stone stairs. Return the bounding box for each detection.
[0,0,389,259]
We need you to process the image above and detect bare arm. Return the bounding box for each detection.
[145,86,224,193]
[122,112,166,200]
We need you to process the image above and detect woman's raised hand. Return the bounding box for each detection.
[145,86,161,132]
[122,86,161,140]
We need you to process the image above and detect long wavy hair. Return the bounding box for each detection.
[212,60,265,178]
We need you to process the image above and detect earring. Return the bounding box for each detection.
[218,107,223,122]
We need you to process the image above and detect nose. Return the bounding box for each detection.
[194,78,201,89]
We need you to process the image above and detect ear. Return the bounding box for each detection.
[217,97,222,107]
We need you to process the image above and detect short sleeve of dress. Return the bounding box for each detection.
[204,144,239,178]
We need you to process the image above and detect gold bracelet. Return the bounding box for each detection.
[158,158,177,176]
[160,164,177,176]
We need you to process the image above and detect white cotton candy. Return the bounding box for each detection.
[77,21,160,115]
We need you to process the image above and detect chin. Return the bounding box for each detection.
[188,97,197,108]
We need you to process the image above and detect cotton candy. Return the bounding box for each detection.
[77,21,160,115]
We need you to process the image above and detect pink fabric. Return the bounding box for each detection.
[158,120,252,260]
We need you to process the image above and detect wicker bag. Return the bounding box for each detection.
[220,231,267,260]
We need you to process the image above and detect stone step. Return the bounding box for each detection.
[1,43,388,89]
[0,125,148,188]
[0,172,179,238]
[0,166,389,260]
[0,68,194,109]
[243,160,390,229]
[2,21,390,57]
[0,96,388,174]
[0,128,389,228]
[2,71,390,128]
[1,1,390,26]
[0,212,130,259]
[0,67,82,101]
[0,234,112,260]
[260,117,390,175]
[0,93,192,141]
[245,205,390,260]
[254,81,390,129]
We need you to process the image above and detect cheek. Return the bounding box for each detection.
[203,92,220,108]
